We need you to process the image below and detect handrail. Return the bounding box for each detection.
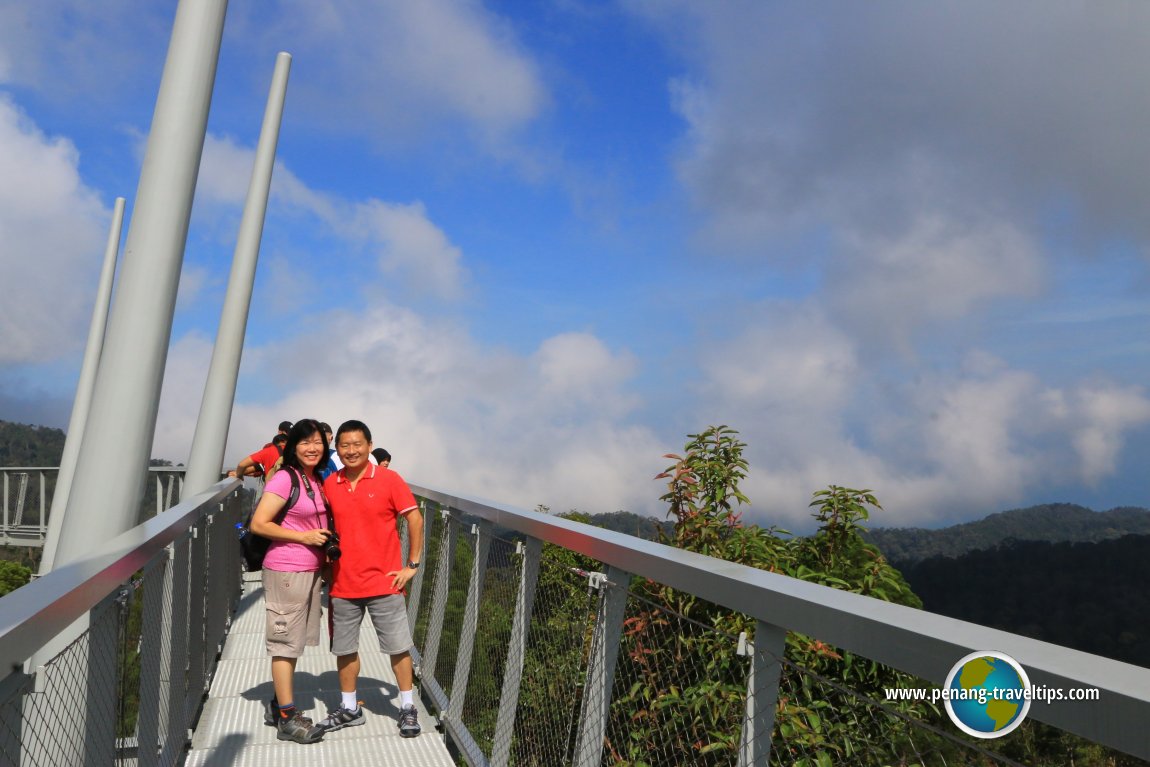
[0,477,241,675]
[409,482,1150,760]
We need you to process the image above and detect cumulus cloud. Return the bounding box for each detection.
[695,307,1150,528]
[0,0,169,105]
[657,1,1150,244]
[828,212,1045,354]
[151,305,667,517]
[348,200,466,299]
[0,96,108,363]
[234,0,547,148]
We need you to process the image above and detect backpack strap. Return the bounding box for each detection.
[285,467,301,512]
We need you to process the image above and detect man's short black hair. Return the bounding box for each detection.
[278,420,293,434]
[272,434,288,447]
[336,419,372,444]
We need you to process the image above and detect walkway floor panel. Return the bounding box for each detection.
[185,574,455,767]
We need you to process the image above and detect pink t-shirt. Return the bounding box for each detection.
[261,468,328,572]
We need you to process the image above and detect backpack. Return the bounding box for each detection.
[265,454,284,481]
[236,469,303,571]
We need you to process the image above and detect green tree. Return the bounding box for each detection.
[605,426,934,766]
[0,560,32,597]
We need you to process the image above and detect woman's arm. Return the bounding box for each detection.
[250,491,330,546]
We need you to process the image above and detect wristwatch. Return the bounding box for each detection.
[407,560,421,569]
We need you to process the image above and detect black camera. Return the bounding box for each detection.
[323,532,341,560]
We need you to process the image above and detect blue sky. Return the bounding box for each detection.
[3,1,1150,531]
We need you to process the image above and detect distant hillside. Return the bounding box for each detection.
[0,420,66,466]
[864,503,1150,563]
[899,534,1150,668]
[584,510,672,541]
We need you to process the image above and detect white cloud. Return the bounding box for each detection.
[829,212,1044,353]
[0,95,108,363]
[694,305,1150,529]
[349,200,466,299]
[1070,384,1150,483]
[159,304,667,518]
[236,0,547,147]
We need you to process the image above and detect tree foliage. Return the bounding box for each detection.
[0,560,32,597]
[603,425,929,766]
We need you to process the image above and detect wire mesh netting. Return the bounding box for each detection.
[8,590,123,766]
[457,532,519,754]
[0,492,246,767]
[505,547,602,767]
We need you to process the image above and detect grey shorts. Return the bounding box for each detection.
[330,594,413,657]
[262,569,323,658]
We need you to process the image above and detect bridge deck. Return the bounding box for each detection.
[185,573,455,766]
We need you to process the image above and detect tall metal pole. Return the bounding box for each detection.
[38,197,125,575]
[184,52,292,496]
[52,0,228,568]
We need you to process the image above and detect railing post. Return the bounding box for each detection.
[490,536,542,767]
[84,589,123,766]
[737,620,786,767]
[136,554,169,767]
[37,472,45,529]
[419,508,457,703]
[0,671,31,767]
[185,521,207,723]
[572,565,631,767]
[164,538,191,759]
[406,500,432,630]
[443,522,491,760]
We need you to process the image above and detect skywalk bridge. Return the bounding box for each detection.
[7,1,1150,763]
[2,467,1149,766]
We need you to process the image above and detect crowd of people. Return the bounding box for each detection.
[240,418,422,745]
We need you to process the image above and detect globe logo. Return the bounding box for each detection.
[944,651,1031,738]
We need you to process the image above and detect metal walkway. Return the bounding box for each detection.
[185,573,456,766]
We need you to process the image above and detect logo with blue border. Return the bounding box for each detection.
[944,651,1031,738]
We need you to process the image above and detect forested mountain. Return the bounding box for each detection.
[899,535,1150,668]
[0,420,65,466]
[864,503,1150,563]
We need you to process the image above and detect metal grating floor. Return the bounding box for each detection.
[185,573,456,766]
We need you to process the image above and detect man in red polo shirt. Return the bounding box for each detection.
[233,433,287,478]
[318,419,424,738]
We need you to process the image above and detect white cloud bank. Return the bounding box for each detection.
[0,96,107,363]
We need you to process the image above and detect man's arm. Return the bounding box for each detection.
[234,455,261,478]
[405,506,424,566]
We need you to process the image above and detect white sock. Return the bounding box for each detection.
[342,691,358,711]
[399,689,414,708]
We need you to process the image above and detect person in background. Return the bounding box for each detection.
[319,422,341,480]
[318,420,423,738]
[249,419,332,744]
[233,433,287,478]
[370,448,391,468]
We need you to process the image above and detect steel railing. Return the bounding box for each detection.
[0,478,247,766]
[3,474,1150,765]
[405,483,1150,766]
[0,467,188,548]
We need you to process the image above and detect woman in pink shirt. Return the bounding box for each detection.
[249,418,333,744]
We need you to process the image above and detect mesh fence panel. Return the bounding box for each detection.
[412,503,447,650]
[458,532,518,754]
[507,549,602,767]
[0,490,248,767]
[10,591,125,766]
[597,584,1037,767]
[434,515,474,701]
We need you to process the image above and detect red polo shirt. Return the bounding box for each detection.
[248,444,282,475]
[324,464,418,598]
